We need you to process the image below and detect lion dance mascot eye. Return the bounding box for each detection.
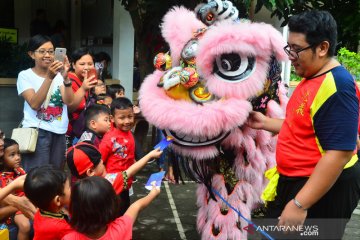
[139,1,288,239]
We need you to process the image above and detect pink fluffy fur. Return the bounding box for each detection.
[161,6,206,66]
[196,21,287,99]
[139,71,252,137]
[140,6,289,240]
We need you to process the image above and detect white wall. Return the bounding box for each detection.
[112,1,134,100]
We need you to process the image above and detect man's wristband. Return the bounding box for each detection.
[293,198,307,210]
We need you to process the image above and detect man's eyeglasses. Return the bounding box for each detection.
[34,49,55,55]
[283,45,313,59]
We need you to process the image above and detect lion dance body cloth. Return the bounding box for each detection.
[139,1,288,239]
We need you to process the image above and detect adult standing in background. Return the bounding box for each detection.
[248,10,360,238]
[17,35,75,171]
[66,48,98,143]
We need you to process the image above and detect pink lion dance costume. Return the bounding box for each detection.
[140,1,288,239]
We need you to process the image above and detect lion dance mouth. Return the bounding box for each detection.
[139,1,288,239]
[163,129,230,147]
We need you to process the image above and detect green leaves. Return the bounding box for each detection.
[337,47,360,81]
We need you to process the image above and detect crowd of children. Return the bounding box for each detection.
[0,34,172,240]
[0,92,164,239]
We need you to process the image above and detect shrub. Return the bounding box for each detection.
[337,47,360,81]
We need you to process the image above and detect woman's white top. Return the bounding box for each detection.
[17,68,69,134]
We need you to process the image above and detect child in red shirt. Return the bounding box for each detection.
[23,165,72,240]
[78,104,111,148]
[66,142,161,195]
[0,138,31,240]
[62,176,160,240]
[99,97,153,214]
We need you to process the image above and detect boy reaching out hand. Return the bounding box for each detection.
[66,142,162,195]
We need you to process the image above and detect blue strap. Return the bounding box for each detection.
[212,188,274,240]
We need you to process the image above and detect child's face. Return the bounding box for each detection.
[3,144,21,171]
[94,80,106,95]
[93,160,106,177]
[111,108,135,132]
[104,96,112,107]
[60,179,71,207]
[115,90,125,98]
[92,113,111,135]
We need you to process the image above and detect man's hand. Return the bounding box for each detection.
[278,199,307,232]
[247,111,284,134]
[247,111,267,130]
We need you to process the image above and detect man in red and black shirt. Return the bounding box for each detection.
[248,10,360,239]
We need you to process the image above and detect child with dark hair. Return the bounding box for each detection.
[90,79,107,98]
[23,165,72,240]
[66,141,161,194]
[96,93,113,107]
[0,138,31,240]
[63,176,160,240]
[78,104,111,148]
[99,97,159,214]
[107,84,125,99]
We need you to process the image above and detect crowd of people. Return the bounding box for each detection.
[1,30,165,240]
[0,9,359,240]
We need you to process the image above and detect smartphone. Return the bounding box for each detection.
[54,48,67,62]
[87,68,98,80]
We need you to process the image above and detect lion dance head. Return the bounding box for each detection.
[139,1,288,238]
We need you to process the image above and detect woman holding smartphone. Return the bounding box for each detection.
[16,34,85,171]
[66,47,98,143]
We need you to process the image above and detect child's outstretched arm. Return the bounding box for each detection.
[124,185,160,224]
[0,175,26,202]
[125,148,162,178]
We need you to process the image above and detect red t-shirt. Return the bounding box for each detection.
[99,128,135,174]
[0,167,26,196]
[277,67,358,176]
[66,72,89,136]
[62,215,133,240]
[33,210,73,240]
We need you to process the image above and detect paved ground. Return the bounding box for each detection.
[131,163,360,240]
[131,163,199,240]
